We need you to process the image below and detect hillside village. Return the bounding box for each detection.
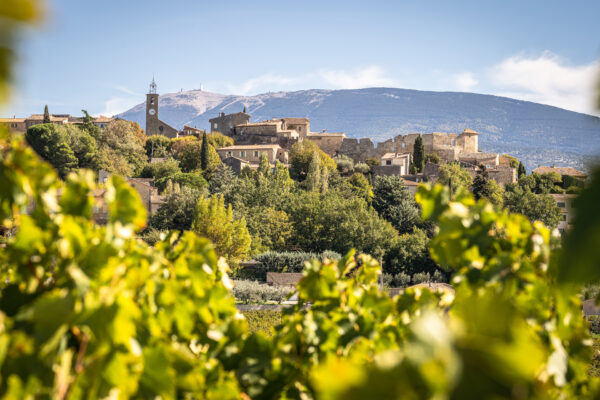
[1,79,588,237]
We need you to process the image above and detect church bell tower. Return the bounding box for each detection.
[146,78,159,135]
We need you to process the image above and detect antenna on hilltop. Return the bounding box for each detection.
[149,75,157,94]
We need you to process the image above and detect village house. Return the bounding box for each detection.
[550,193,577,233]
[372,152,411,178]
[216,144,289,173]
[98,170,164,216]
[0,114,115,134]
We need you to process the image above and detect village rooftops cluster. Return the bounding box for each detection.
[1,114,115,133]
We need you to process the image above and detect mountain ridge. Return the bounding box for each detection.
[117,87,600,172]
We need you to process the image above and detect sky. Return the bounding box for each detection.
[3,0,600,117]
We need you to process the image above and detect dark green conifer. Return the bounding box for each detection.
[413,135,425,173]
[200,131,209,171]
[43,105,50,123]
[518,162,526,178]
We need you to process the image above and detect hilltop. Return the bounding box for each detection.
[118,88,600,172]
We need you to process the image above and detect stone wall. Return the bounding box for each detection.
[306,134,345,156]
[209,112,250,136]
[338,130,481,163]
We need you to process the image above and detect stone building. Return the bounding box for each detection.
[1,114,114,134]
[208,111,346,156]
[145,78,179,138]
[182,125,205,136]
[533,166,587,180]
[216,144,288,165]
[209,112,251,136]
[338,129,480,163]
[372,152,411,177]
[98,170,164,215]
[550,193,577,233]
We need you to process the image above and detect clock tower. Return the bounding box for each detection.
[145,78,159,135]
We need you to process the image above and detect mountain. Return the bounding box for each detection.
[118,88,600,172]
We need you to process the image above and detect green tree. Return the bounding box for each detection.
[43,104,50,123]
[200,131,210,171]
[206,132,234,148]
[346,172,374,204]
[413,134,425,172]
[145,134,172,158]
[192,194,252,266]
[372,175,420,234]
[176,140,221,174]
[66,125,97,169]
[305,151,321,191]
[289,139,336,181]
[94,120,147,176]
[518,161,526,178]
[503,185,561,228]
[243,207,293,253]
[384,228,438,276]
[437,162,472,195]
[155,171,208,192]
[209,164,238,202]
[471,165,504,206]
[287,190,398,256]
[256,153,270,178]
[424,153,441,165]
[140,158,181,181]
[25,123,78,178]
[149,187,203,231]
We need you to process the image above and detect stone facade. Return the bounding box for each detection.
[422,162,516,186]
[216,144,288,165]
[209,112,251,135]
[1,114,114,134]
[550,193,577,233]
[338,129,480,163]
[306,132,346,156]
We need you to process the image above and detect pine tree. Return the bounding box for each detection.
[200,131,209,172]
[43,105,50,123]
[243,106,247,113]
[471,165,504,205]
[413,135,425,173]
[518,162,526,178]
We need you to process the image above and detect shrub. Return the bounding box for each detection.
[233,280,293,304]
[242,310,281,336]
[589,316,600,335]
[353,162,370,174]
[255,251,342,273]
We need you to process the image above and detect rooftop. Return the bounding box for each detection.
[381,152,411,159]
[218,144,283,150]
[266,272,304,286]
[533,166,587,177]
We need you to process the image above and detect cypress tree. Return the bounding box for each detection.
[243,106,247,113]
[413,135,425,173]
[43,105,50,123]
[518,162,526,178]
[306,151,321,192]
[200,132,209,171]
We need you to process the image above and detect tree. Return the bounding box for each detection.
[200,131,210,171]
[372,175,420,234]
[139,158,181,181]
[192,194,251,266]
[43,104,50,123]
[518,161,526,178]
[25,123,78,178]
[424,153,440,165]
[155,172,208,192]
[471,165,504,206]
[94,120,146,176]
[206,132,234,148]
[176,140,221,174]
[346,173,374,203]
[66,125,97,169]
[503,185,561,228]
[209,164,238,202]
[256,153,270,178]
[289,139,336,181]
[243,105,247,113]
[286,190,398,257]
[413,134,425,173]
[243,207,293,253]
[384,228,438,276]
[437,162,472,195]
[145,134,172,158]
[305,151,321,191]
[149,187,202,231]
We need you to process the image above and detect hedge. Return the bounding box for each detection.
[242,310,281,336]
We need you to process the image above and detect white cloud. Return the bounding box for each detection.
[98,97,140,117]
[452,72,478,92]
[489,51,599,114]
[225,66,400,95]
[318,66,399,89]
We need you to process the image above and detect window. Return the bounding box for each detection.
[159,126,164,132]
[227,151,232,157]
[150,98,155,105]
[213,123,218,129]
[557,202,565,208]
[401,143,405,149]
[11,123,16,128]
[240,151,246,157]
[254,151,259,157]
[562,214,567,221]
[386,160,392,165]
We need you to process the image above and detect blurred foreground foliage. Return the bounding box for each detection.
[1,130,600,399]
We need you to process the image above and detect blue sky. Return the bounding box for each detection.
[3,0,600,117]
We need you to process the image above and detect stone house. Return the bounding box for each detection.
[550,193,577,233]
[372,152,411,179]
[216,144,288,165]
[1,114,114,134]
[98,170,164,215]
[306,131,346,156]
[266,272,304,288]
[182,125,205,136]
[209,112,251,136]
